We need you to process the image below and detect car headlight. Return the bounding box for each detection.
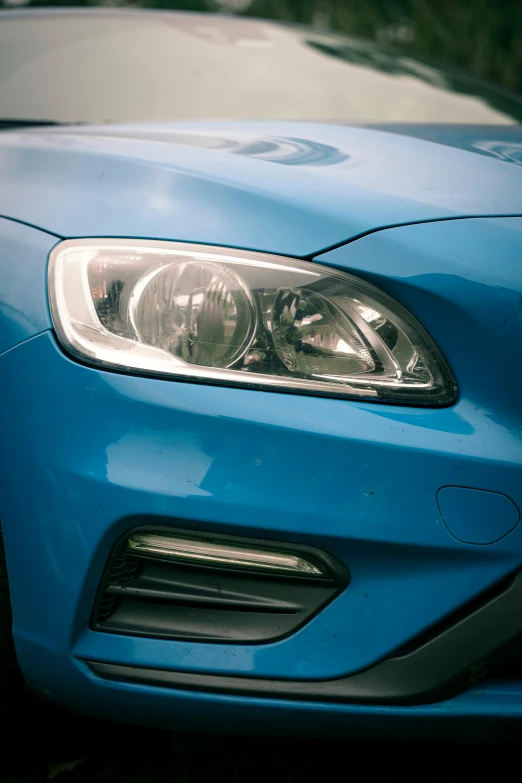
[48,239,457,404]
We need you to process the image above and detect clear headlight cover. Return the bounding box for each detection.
[48,239,457,404]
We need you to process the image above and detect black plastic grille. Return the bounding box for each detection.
[91,525,349,644]
[106,554,143,585]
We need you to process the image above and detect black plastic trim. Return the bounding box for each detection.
[89,571,522,706]
[92,524,350,644]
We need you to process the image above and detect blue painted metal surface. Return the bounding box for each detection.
[365,123,522,166]
[1,149,522,733]
[0,219,56,356]
[437,487,520,545]
[1,122,522,256]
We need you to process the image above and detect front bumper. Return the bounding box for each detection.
[1,327,522,737]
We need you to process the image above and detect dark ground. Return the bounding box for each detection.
[2,692,521,783]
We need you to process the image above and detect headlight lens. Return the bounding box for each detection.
[49,239,456,404]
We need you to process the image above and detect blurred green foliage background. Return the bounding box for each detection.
[5,0,522,95]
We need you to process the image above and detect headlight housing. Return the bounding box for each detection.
[48,239,457,405]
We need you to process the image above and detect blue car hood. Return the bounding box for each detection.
[1,120,522,257]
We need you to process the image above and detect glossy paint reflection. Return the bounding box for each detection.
[3,122,522,257]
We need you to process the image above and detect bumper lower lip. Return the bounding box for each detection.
[89,570,522,706]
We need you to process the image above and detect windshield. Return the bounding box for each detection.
[1,9,522,125]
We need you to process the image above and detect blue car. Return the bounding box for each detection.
[1,7,521,741]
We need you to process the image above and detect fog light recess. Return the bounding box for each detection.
[92,525,349,644]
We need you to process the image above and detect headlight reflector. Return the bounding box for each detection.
[49,239,456,404]
[130,260,255,368]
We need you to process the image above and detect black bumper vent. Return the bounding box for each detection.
[91,526,349,644]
